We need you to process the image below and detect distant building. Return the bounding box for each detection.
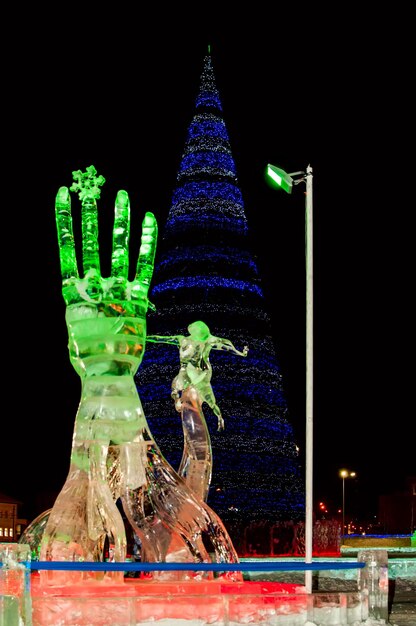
[0,492,28,541]
[378,476,416,534]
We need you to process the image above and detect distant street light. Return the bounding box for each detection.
[266,163,313,593]
[340,469,356,537]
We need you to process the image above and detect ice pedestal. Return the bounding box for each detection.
[30,577,308,625]
[308,592,368,625]
[28,574,371,625]
[0,543,32,626]
[0,595,20,626]
[357,549,388,622]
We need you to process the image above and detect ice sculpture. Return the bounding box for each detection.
[147,322,248,501]
[40,166,241,584]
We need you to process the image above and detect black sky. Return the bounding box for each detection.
[3,12,414,524]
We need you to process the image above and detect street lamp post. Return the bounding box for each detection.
[266,163,313,593]
[340,469,356,537]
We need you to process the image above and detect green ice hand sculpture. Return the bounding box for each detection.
[41,166,241,584]
[40,166,158,583]
[57,165,157,376]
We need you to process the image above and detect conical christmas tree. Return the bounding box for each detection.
[136,50,304,533]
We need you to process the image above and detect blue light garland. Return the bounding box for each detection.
[152,276,264,297]
[136,52,304,524]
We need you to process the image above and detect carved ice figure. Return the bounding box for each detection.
[40,166,241,584]
[147,322,249,501]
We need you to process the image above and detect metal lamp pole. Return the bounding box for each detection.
[341,472,346,536]
[266,163,314,593]
[340,469,356,537]
[305,164,313,593]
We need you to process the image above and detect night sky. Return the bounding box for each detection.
[3,11,413,525]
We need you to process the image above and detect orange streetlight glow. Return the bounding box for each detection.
[339,469,357,536]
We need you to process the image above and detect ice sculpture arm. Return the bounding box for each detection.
[148,334,248,356]
[147,335,183,345]
[210,336,249,357]
[41,166,158,573]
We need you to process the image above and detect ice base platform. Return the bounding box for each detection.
[27,575,369,626]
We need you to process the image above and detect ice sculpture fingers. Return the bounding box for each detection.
[55,186,79,282]
[109,190,157,314]
[55,167,159,377]
[56,165,157,317]
[71,165,104,276]
[132,211,158,312]
[111,190,130,280]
